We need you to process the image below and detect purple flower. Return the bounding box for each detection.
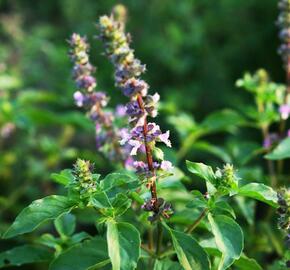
[263,133,280,149]
[160,160,173,171]
[121,78,148,97]
[74,91,85,107]
[115,104,127,117]
[279,104,290,120]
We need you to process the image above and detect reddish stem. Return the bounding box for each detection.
[136,94,158,204]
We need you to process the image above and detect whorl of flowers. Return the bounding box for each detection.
[97,9,173,220]
[278,0,290,119]
[68,33,130,165]
[277,188,290,267]
[72,159,96,196]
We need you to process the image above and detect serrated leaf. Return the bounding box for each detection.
[208,214,244,270]
[106,221,140,270]
[163,223,210,270]
[0,245,52,268]
[49,237,109,270]
[265,137,290,160]
[238,183,278,208]
[3,195,76,238]
[54,213,76,237]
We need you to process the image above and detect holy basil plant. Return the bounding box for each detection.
[0,4,285,270]
[1,158,278,270]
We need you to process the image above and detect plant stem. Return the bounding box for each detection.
[185,208,208,234]
[156,222,163,256]
[136,94,158,203]
[148,227,154,251]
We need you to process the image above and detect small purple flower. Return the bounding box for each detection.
[263,133,280,149]
[279,104,290,120]
[74,91,85,107]
[160,160,173,171]
[121,78,148,97]
[115,104,127,117]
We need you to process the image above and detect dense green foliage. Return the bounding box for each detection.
[0,1,289,269]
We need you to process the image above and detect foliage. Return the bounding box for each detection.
[0,1,289,270]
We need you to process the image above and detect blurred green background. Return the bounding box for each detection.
[0,0,286,269]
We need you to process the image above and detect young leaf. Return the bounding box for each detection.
[238,183,278,208]
[154,259,183,270]
[100,173,139,197]
[186,190,207,209]
[0,245,52,268]
[49,237,110,270]
[208,214,244,270]
[265,137,290,160]
[163,223,210,270]
[3,195,76,238]
[50,169,74,186]
[106,220,141,270]
[111,194,132,217]
[54,213,76,237]
[213,201,236,219]
[186,161,216,185]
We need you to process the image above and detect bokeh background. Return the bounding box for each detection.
[0,0,287,269]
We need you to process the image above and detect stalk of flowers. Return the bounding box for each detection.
[277,188,290,267]
[278,0,290,120]
[68,33,132,166]
[97,11,173,221]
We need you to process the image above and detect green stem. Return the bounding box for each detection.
[185,208,208,234]
[156,222,163,256]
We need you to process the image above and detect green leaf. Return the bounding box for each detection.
[163,223,210,270]
[238,183,278,208]
[100,173,139,197]
[265,137,290,160]
[208,214,244,270]
[106,221,141,270]
[3,195,76,238]
[213,201,236,219]
[54,213,76,237]
[201,109,245,134]
[111,194,132,217]
[49,237,110,270]
[234,255,263,270]
[0,245,52,268]
[50,169,74,186]
[154,259,183,270]
[186,161,216,184]
[186,190,207,209]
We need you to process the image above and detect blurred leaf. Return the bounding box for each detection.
[0,245,52,268]
[201,109,245,134]
[238,183,278,207]
[265,137,290,160]
[234,255,263,270]
[3,195,76,238]
[154,259,183,270]
[234,197,255,226]
[0,75,21,90]
[106,221,140,270]
[49,237,109,270]
[208,214,244,270]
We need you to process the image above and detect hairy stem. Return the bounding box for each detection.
[185,208,208,234]
[136,94,158,203]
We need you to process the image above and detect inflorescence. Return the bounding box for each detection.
[97,10,173,221]
[69,33,131,166]
[278,0,290,120]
